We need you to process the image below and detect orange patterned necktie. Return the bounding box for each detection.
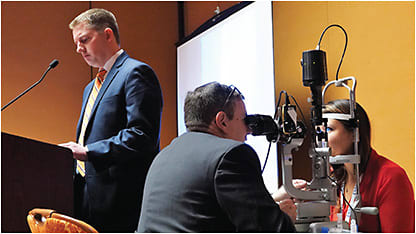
[77,69,107,177]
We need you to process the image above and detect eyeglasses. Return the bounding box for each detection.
[222,85,243,111]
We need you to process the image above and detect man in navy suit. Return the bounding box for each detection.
[60,8,163,232]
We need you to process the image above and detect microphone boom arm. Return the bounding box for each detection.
[2,59,59,111]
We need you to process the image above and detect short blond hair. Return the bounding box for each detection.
[69,8,120,45]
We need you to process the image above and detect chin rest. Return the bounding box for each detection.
[27,208,98,233]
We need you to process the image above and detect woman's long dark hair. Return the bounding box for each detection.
[323,99,372,185]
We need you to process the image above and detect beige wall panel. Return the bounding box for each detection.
[2,1,90,144]
[274,1,414,187]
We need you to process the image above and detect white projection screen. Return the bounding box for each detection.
[177,2,278,192]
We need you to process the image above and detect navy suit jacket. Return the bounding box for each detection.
[75,51,163,232]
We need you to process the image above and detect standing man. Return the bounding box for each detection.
[60,8,163,232]
[137,82,296,232]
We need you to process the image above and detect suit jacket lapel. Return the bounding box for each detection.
[89,51,130,124]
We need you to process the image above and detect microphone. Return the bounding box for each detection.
[2,59,59,111]
[49,59,59,68]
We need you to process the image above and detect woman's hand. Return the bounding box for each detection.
[272,179,307,202]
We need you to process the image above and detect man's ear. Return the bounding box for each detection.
[215,111,228,129]
[104,28,114,41]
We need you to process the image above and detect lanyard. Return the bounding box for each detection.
[340,183,360,224]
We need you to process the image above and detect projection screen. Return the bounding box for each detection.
[177,1,278,192]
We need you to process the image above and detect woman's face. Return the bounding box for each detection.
[327,119,354,156]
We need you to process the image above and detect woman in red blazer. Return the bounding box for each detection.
[324,99,414,233]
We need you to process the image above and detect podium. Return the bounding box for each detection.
[1,132,74,232]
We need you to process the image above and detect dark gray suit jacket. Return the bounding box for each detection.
[75,51,163,232]
[137,132,295,232]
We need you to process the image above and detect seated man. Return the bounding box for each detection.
[137,82,296,232]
